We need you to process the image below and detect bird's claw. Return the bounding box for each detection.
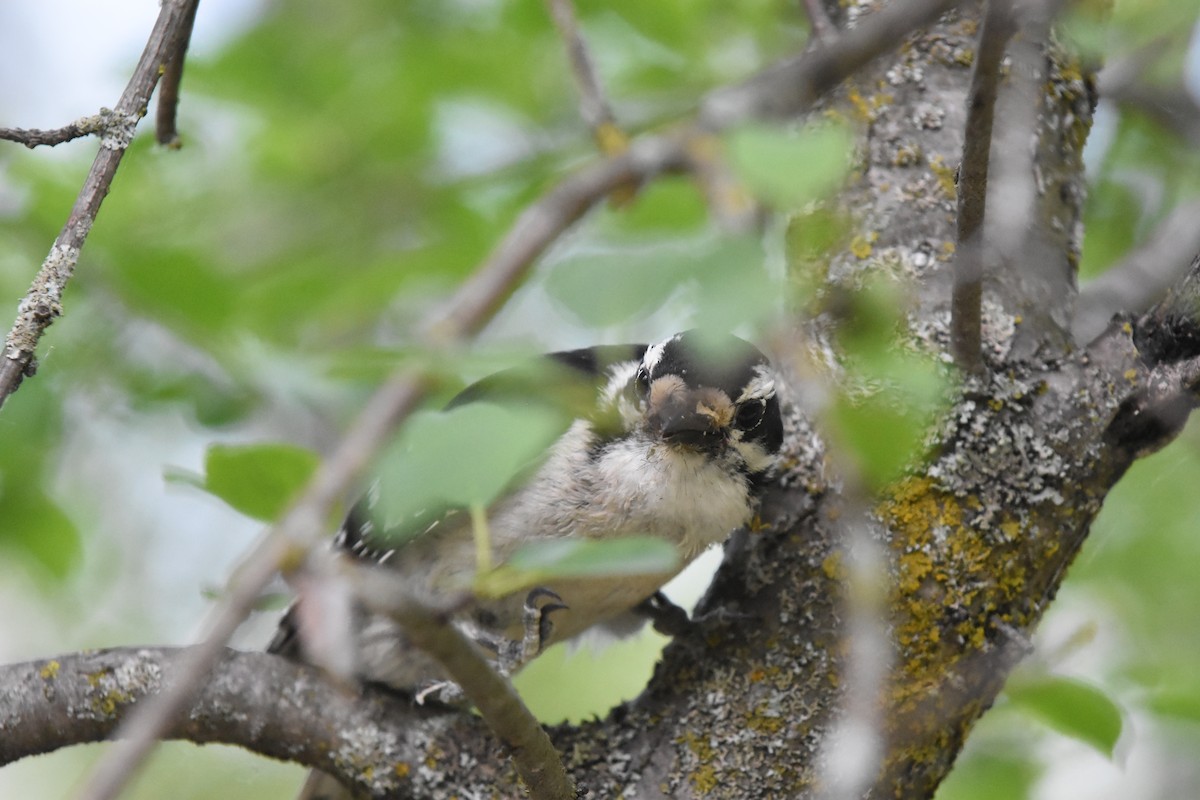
[521,587,569,662]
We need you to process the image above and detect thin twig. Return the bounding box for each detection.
[0,0,201,411]
[951,0,1015,375]
[701,0,963,128]
[350,564,575,800]
[800,0,836,42]
[543,0,621,150]
[1075,200,1200,343]
[156,0,201,147]
[0,114,111,148]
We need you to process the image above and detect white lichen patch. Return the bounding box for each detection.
[926,369,1070,532]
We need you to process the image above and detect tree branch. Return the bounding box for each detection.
[1074,200,1200,343]
[951,0,1015,374]
[0,0,201,411]
[544,0,622,151]
[351,563,574,800]
[0,647,461,798]
[700,0,962,128]
[155,0,201,147]
[0,114,114,148]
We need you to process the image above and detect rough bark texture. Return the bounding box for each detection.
[7,2,1200,799]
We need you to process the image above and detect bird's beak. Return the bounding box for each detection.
[647,386,731,453]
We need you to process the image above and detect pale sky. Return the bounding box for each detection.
[0,0,263,126]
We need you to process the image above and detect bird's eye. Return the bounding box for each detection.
[634,367,651,397]
[735,400,765,430]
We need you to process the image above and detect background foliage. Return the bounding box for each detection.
[2,0,1200,797]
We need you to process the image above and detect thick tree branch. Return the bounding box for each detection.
[0,647,459,798]
[0,0,201,410]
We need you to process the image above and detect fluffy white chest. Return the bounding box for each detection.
[495,422,752,560]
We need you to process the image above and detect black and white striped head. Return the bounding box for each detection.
[608,331,783,475]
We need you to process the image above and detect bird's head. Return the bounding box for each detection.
[612,331,783,476]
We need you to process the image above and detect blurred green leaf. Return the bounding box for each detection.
[545,234,775,330]
[194,443,321,522]
[376,402,568,527]
[1006,675,1123,758]
[545,247,685,326]
[476,536,679,598]
[0,479,81,580]
[1145,685,1200,724]
[830,279,946,489]
[508,535,679,576]
[934,751,1040,800]
[726,122,852,208]
[0,383,79,581]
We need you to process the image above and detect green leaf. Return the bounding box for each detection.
[0,480,81,580]
[726,122,853,208]
[1006,675,1124,758]
[198,443,321,522]
[376,402,569,527]
[508,536,679,576]
[475,536,680,598]
[934,751,1040,800]
[544,247,686,327]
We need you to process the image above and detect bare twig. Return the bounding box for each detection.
[155,0,201,147]
[0,114,112,148]
[0,0,201,411]
[543,0,621,151]
[351,564,575,800]
[1097,36,1200,146]
[700,0,963,128]
[800,0,836,42]
[951,0,1015,375]
[1075,200,1200,342]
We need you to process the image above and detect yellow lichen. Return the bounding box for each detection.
[898,550,933,594]
[846,87,873,122]
[39,660,60,680]
[850,232,878,259]
[822,551,845,581]
[929,156,957,198]
[691,764,719,794]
